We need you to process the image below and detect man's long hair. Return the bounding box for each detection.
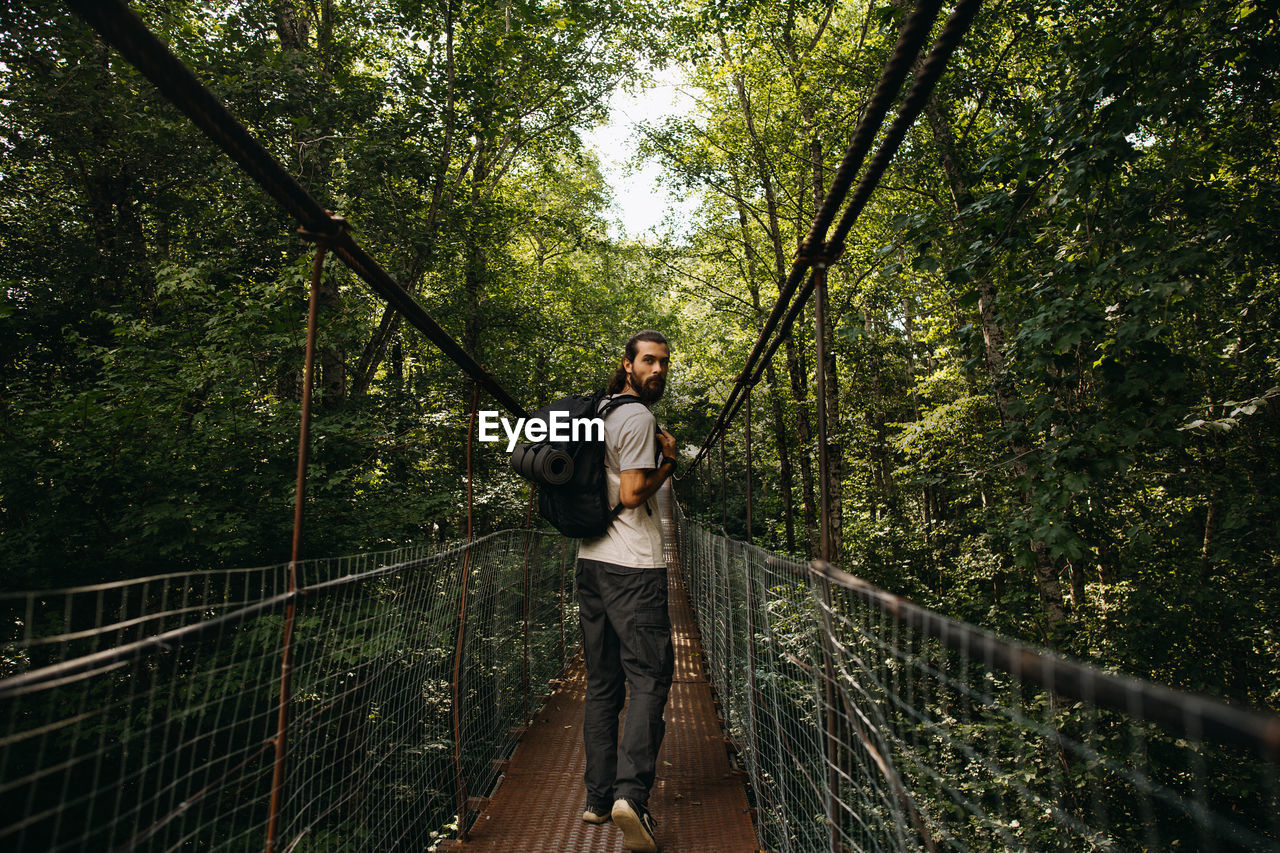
[607,330,668,394]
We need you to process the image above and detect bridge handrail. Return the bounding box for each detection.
[676,512,1280,852]
[0,529,560,700]
[804,558,1280,761]
[1,529,578,851]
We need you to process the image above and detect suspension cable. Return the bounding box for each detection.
[701,0,986,456]
[62,0,985,476]
[64,0,527,418]
[684,0,948,472]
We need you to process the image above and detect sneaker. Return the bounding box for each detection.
[611,797,659,852]
[582,800,612,825]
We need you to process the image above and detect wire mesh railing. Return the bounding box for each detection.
[674,507,1280,853]
[0,530,578,852]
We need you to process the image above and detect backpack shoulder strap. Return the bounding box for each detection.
[597,393,643,416]
[598,392,643,523]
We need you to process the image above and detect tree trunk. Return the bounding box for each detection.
[275,0,350,405]
[317,267,345,405]
[785,335,819,556]
[809,121,842,562]
[778,2,841,560]
[1068,558,1086,610]
[274,1,308,51]
[1200,495,1218,577]
[921,86,1067,630]
[866,317,898,517]
[352,309,402,397]
[353,1,456,395]
[904,301,935,577]
[81,38,150,309]
[464,141,488,357]
[733,185,798,553]
[723,41,818,555]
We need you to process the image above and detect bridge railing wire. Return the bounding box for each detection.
[674,506,1280,853]
[0,531,578,852]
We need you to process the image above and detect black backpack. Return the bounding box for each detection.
[510,389,643,538]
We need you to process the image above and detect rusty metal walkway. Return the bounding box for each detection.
[454,490,760,852]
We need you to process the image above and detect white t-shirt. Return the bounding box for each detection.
[576,397,666,568]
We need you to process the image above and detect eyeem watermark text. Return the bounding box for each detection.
[478,411,604,452]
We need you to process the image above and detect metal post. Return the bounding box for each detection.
[721,537,732,733]
[744,547,760,776]
[696,463,704,521]
[719,433,727,530]
[816,574,843,853]
[813,263,832,564]
[558,537,567,666]
[696,461,704,520]
[812,260,841,852]
[520,494,535,724]
[450,383,479,842]
[265,242,327,853]
[745,387,753,543]
[465,384,477,541]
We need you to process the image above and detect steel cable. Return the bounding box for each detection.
[739,0,985,407]
[685,0,947,470]
[63,0,527,418]
[687,0,984,472]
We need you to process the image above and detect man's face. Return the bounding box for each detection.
[625,341,671,404]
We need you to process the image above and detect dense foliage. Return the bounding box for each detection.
[2,0,1277,718]
[653,0,1279,712]
[1,0,672,589]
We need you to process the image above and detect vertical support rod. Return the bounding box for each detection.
[692,462,700,519]
[721,537,732,733]
[558,537,567,666]
[719,433,727,530]
[816,573,843,853]
[813,262,833,564]
[465,383,477,541]
[811,568,938,852]
[696,464,703,520]
[451,382,480,842]
[744,546,760,780]
[265,242,327,853]
[745,387,753,543]
[813,260,840,853]
[520,494,535,724]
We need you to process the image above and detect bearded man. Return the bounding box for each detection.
[575,329,677,853]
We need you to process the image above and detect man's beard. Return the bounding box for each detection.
[629,374,665,404]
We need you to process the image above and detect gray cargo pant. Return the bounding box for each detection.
[576,557,674,807]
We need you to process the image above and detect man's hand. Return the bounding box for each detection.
[618,430,679,508]
[657,428,676,460]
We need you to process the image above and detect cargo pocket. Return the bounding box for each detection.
[634,605,673,681]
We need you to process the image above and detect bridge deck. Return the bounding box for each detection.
[453,494,760,852]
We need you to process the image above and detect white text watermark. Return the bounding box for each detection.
[478,411,604,452]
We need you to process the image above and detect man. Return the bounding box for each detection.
[576,329,677,853]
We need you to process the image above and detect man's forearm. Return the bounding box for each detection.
[620,460,676,507]
[636,462,675,503]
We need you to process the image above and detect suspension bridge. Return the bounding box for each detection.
[3,1,1279,851]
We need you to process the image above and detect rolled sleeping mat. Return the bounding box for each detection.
[510,443,574,485]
